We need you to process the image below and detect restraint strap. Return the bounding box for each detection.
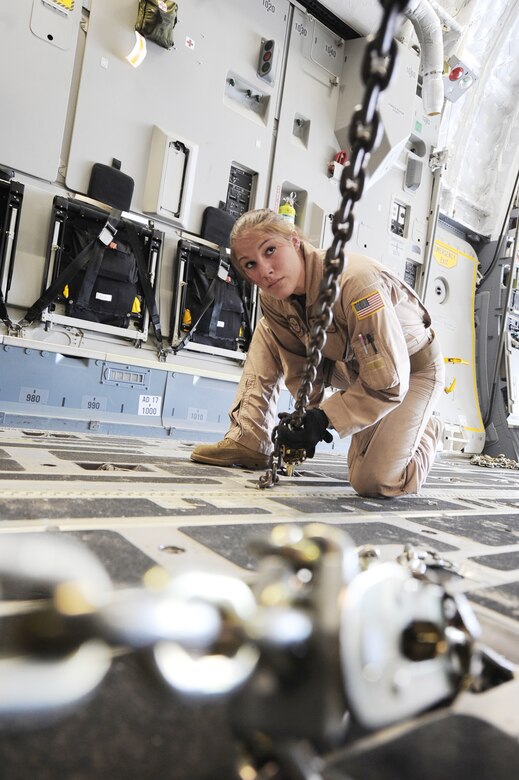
[21,209,121,325]
[123,220,163,345]
[0,289,12,328]
[173,249,252,354]
[172,275,218,354]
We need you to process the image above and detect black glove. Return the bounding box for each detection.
[276,408,333,458]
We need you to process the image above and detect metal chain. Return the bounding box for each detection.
[293,0,409,421]
[260,0,411,488]
[470,453,519,470]
[1,526,507,764]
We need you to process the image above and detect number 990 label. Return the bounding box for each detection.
[81,396,108,412]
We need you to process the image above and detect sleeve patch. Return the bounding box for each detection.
[352,290,384,320]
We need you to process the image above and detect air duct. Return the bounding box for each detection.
[307,1,445,116]
[403,0,444,116]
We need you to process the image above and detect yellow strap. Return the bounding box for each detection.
[444,378,457,394]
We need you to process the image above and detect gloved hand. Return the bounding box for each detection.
[276,408,333,458]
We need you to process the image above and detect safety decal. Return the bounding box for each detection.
[352,291,384,320]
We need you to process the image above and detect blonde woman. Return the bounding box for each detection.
[192,209,444,497]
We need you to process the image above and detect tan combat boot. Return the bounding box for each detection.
[191,439,270,469]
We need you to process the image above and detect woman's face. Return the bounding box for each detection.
[233,230,305,299]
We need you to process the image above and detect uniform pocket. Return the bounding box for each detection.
[354,338,399,391]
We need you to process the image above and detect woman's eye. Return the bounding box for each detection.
[244,260,255,270]
[265,246,275,255]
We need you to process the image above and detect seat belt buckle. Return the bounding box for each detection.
[217,249,231,282]
[98,210,122,246]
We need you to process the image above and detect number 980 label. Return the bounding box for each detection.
[19,387,49,405]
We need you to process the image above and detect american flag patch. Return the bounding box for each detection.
[352,291,384,320]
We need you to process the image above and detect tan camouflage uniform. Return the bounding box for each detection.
[225,244,445,497]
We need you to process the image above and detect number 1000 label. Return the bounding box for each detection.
[138,394,162,416]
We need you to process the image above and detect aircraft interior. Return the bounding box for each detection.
[0,1,518,778]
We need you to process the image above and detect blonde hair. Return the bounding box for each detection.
[230,209,305,266]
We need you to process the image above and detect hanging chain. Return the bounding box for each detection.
[259,0,411,488]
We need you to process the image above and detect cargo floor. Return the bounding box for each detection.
[0,428,518,779]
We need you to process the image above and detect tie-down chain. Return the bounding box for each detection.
[259,0,411,488]
[0,528,515,780]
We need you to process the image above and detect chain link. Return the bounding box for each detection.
[1,523,507,764]
[260,0,411,488]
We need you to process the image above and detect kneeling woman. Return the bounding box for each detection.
[192,208,445,497]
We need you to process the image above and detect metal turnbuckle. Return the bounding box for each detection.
[1,523,516,780]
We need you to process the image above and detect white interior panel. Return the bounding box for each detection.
[0,0,81,181]
[66,0,291,235]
